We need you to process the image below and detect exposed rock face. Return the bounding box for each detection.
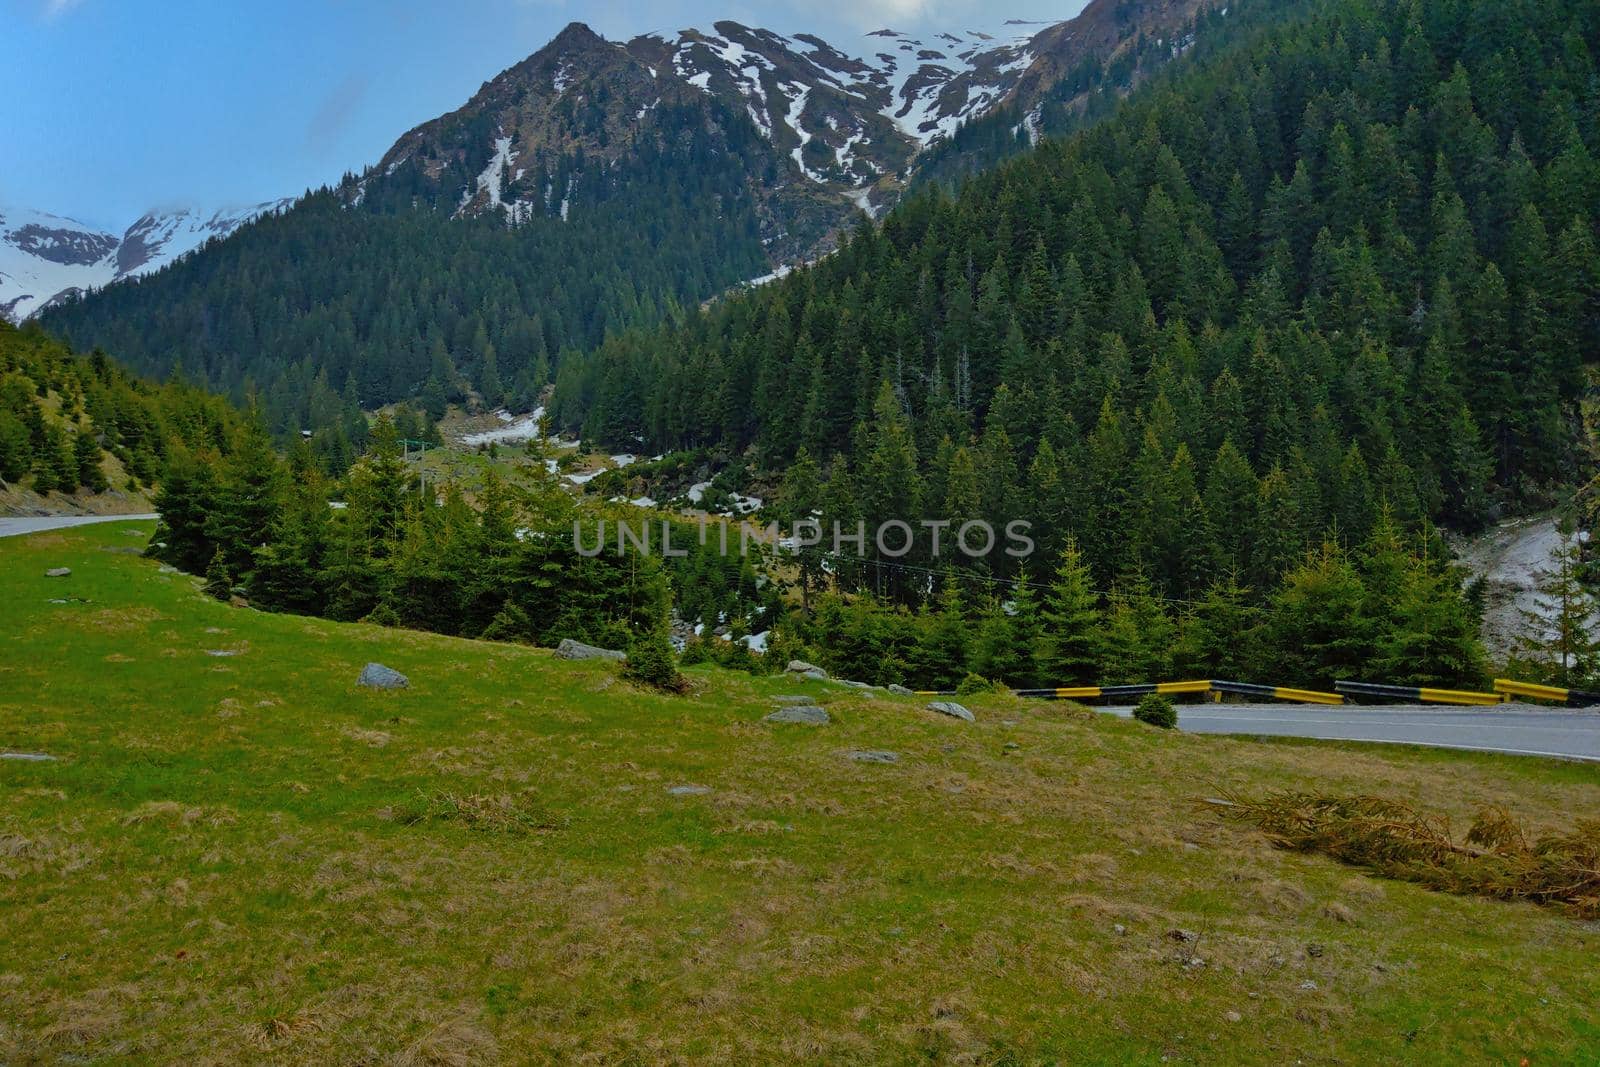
[554,638,626,662]
[928,701,975,722]
[765,706,830,724]
[344,1,1227,264]
[357,663,409,689]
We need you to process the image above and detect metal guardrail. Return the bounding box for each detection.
[1494,678,1600,707]
[1334,680,1504,706]
[912,678,1600,709]
[917,679,1347,705]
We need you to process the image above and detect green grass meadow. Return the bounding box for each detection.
[2,522,1598,1063]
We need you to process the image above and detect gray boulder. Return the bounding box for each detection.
[785,659,827,677]
[357,662,409,690]
[765,706,830,725]
[849,750,899,763]
[838,680,875,689]
[45,567,71,578]
[928,701,975,722]
[887,684,915,696]
[555,638,625,662]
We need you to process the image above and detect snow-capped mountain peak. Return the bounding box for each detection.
[0,199,292,322]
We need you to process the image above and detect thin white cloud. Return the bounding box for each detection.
[41,0,86,19]
[792,0,983,31]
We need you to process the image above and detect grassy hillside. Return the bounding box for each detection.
[3,522,1599,1063]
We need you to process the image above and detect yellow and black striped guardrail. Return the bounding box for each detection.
[988,680,1346,705]
[914,678,1581,708]
[1493,678,1600,707]
[1334,680,1505,706]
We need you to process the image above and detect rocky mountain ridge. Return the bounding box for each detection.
[0,201,291,322]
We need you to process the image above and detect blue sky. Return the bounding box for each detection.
[2,0,1084,230]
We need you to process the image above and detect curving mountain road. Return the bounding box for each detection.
[1101,702,1600,762]
[0,514,156,539]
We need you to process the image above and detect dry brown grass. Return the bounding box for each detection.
[120,801,237,828]
[393,1013,500,1066]
[1213,791,1600,917]
[391,790,569,835]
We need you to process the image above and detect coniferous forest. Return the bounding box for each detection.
[39,101,773,437]
[557,0,1598,594]
[21,0,1600,696]
[0,320,243,496]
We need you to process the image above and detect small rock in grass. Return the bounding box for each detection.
[887,684,914,696]
[772,695,819,706]
[1003,741,1021,752]
[357,663,409,690]
[928,701,975,722]
[205,649,241,657]
[1167,929,1199,943]
[1,752,56,762]
[849,750,899,764]
[1112,923,1127,936]
[1224,1011,1242,1023]
[785,659,827,677]
[765,706,830,725]
[668,784,712,796]
[45,567,71,578]
[1306,943,1325,958]
[1299,979,1318,991]
[555,638,625,662]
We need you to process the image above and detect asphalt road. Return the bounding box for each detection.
[0,514,157,539]
[1101,702,1600,762]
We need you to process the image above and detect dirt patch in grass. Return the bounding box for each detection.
[342,725,394,748]
[79,605,168,634]
[120,801,238,828]
[390,791,568,836]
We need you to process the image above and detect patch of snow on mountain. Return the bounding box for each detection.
[2,199,290,322]
[785,84,827,180]
[460,406,550,446]
[461,136,516,218]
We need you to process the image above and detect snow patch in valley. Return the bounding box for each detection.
[460,406,557,447]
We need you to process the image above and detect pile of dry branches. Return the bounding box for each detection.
[1209,791,1600,918]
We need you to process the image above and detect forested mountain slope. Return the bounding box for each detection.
[0,320,243,507]
[38,2,1246,440]
[557,0,1600,600]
